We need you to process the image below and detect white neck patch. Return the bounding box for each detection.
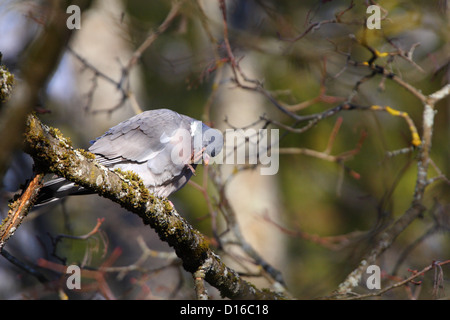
[190,120,201,137]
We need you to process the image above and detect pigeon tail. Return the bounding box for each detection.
[35,178,92,206]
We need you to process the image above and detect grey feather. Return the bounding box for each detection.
[36,109,223,205]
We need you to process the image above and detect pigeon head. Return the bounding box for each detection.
[188,120,223,164]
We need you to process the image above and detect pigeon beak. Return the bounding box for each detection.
[203,153,210,166]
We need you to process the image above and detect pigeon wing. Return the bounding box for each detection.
[88,109,194,186]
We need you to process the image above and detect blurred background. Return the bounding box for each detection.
[0,0,449,299]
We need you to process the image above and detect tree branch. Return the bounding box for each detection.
[22,114,285,300]
[0,173,44,250]
[334,83,450,297]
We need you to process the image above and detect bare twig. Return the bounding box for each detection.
[193,258,212,300]
[278,1,356,42]
[120,0,183,88]
[102,236,178,280]
[341,260,450,300]
[0,173,44,251]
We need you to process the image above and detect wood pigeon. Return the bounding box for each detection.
[36,109,223,205]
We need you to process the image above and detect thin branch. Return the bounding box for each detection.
[193,259,212,300]
[1,249,48,283]
[102,236,178,280]
[0,173,44,250]
[428,83,450,104]
[342,260,450,300]
[120,0,183,88]
[261,212,364,251]
[278,1,356,42]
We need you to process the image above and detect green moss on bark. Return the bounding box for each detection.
[0,63,14,103]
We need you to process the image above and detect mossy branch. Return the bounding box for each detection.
[23,114,285,300]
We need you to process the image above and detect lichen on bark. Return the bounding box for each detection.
[0,62,14,103]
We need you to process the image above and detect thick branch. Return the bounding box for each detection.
[23,114,284,300]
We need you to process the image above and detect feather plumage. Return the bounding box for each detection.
[36,109,223,205]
